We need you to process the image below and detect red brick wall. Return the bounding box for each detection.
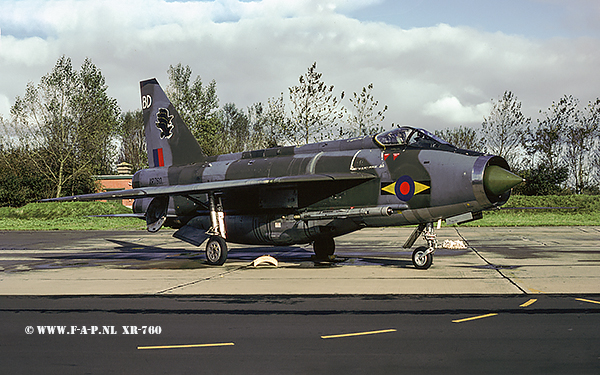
[95,176,134,208]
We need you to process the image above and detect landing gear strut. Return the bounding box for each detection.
[205,193,228,266]
[405,222,437,270]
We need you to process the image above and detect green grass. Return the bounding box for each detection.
[0,195,598,230]
[462,194,600,227]
[0,201,145,230]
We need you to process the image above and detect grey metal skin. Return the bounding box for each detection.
[133,144,506,246]
[44,78,523,266]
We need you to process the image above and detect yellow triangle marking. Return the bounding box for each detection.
[414,181,430,195]
[381,182,396,195]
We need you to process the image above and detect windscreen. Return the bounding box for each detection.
[408,128,453,148]
[374,127,413,147]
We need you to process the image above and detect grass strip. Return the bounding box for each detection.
[0,195,598,230]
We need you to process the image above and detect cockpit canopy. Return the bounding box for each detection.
[374,126,453,149]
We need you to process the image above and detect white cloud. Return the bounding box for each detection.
[424,96,490,125]
[0,0,599,132]
[0,35,54,66]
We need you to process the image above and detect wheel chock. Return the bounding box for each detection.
[251,255,278,268]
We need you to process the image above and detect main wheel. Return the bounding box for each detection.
[206,236,228,265]
[412,246,433,270]
[313,237,335,260]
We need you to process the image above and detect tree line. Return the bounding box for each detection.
[0,58,387,206]
[435,91,600,196]
[1,56,598,206]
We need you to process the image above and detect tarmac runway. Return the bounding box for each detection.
[2,294,599,374]
[1,226,599,295]
[2,227,600,373]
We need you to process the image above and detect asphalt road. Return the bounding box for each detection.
[2,294,600,374]
[1,227,599,373]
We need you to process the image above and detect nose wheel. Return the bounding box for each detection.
[405,222,437,270]
[412,246,433,270]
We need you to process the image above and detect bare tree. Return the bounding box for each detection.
[524,95,576,173]
[288,62,345,145]
[563,98,600,193]
[481,91,530,168]
[347,83,388,137]
[435,126,482,151]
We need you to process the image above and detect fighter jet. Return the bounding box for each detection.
[44,78,523,269]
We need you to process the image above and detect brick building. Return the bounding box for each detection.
[94,162,134,208]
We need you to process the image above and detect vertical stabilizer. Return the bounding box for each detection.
[140,78,206,167]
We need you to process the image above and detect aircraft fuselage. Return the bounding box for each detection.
[132,131,510,247]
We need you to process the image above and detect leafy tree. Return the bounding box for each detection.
[347,83,387,137]
[118,110,147,172]
[288,62,345,145]
[520,94,600,193]
[0,117,54,206]
[246,102,267,150]
[264,94,290,147]
[481,91,530,168]
[166,63,222,155]
[9,56,119,198]
[434,126,482,151]
[513,164,569,196]
[0,147,55,206]
[72,58,120,175]
[220,103,249,153]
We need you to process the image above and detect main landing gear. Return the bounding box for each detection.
[404,222,437,270]
[206,236,227,266]
[205,193,228,266]
[313,237,335,260]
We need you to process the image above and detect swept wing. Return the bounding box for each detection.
[41,172,375,202]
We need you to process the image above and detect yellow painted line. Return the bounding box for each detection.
[575,298,600,305]
[137,342,235,350]
[321,329,397,339]
[520,299,538,308]
[452,313,498,323]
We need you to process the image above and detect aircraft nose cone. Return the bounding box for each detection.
[483,165,524,196]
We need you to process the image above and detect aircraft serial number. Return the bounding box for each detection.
[149,177,163,185]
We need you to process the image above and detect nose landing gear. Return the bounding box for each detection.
[404,222,437,270]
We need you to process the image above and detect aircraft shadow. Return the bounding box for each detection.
[19,239,414,271]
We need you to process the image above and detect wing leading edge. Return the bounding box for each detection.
[40,173,376,202]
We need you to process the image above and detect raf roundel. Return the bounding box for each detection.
[394,175,415,201]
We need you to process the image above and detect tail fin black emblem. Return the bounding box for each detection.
[155,108,174,139]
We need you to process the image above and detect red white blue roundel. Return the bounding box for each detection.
[394,175,415,201]
[381,176,430,202]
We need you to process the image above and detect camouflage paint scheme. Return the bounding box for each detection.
[45,79,522,267]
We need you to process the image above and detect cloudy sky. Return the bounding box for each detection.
[1,0,600,132]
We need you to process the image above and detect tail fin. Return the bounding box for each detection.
[140,78,206,168]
